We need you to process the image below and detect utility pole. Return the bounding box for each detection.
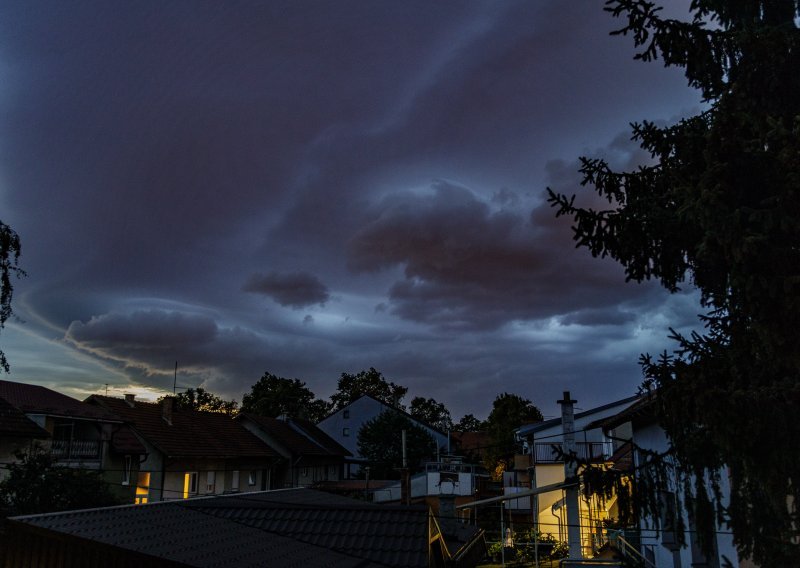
[558,391,582,560]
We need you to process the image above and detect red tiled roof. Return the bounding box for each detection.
[88,396,277,459]
[0,397,50,438]
[0,380,120,421]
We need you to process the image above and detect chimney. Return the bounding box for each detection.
[438,492,458,537]
[162,396,175,425]
[124,393,136,407]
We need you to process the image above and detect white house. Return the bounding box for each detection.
[317,394,450,477]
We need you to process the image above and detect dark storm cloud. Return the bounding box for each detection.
[347,180,658,330]
[243,271,330,308]
[0,0,704,417]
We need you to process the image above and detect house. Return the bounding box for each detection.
[86,394,279,503]
[595,395,745,568]
[0,396,50,481]
[236,413,351,487]
[1,487,487,567]
[317,394,451,477]
[507,394,640,556]
[0,380,146,502]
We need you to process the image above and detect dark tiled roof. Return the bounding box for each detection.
[242,414,330,456]
[0,380,119,421]
[13,488,435,568]
[241,414,351,458]
[88,396,277,459]
[109,424,147,455]
[288,417,352,456]
[0,396,50,438]
[588,395,657,431]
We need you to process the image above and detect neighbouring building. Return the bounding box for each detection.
[317,394,451,477]
[0,380,146,503]
[510,395,639,556]
[237,413,351,487]
[2,487,486,567]
[596,395,746,568]
[0,396,50,481]
[86,394,279,503]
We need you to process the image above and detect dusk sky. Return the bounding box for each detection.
[0,0,704,420]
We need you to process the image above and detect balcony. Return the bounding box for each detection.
[532,441,611,464]
[51,439,101,460]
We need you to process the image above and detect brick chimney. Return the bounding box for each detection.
[124,393,136,407]
[162,396,175,425]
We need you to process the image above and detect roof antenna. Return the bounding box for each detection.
[173,361,178,394]
[105,383,109,396]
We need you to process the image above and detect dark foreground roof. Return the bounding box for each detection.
[7,488,440,568]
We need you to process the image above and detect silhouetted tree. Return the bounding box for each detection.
[0,448,119,517]
[357,410,436,479]
[330,367,408,411]
[162,387,238,415]
[242,372,331,422]
[409,396,453,431]
[547,1,800,563]
[483,393,542,477]
[454,413,485,432]
[0,221,24,373]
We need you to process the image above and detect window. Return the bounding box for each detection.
[343,427,350,437]
[343,410,350,419]
[248,471,256,486]
[206,471,216,493]
[300,467,309,478]
[183,472,198,499]
[122,455,132,485]
[232,470,240,491]
[135,472,150,504]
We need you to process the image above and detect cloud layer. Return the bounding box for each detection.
[0,0,703,417]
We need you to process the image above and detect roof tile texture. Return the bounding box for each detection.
[89,396,277,459]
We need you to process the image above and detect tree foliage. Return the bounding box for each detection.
[241,372,331,422]
[454,413,485,432]
[330,367,408,411]
[357,410,436,479]
[409,396,453,431]
[483,393,542,473]
[0,448,120,517]
[167,387,239,415]
[0,221,24,373]
[547,1,800,563]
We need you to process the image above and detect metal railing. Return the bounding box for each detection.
[51,439,101,460]
[533,442,612,464]
[606,530,656,568]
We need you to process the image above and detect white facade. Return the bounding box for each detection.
[317,395,449,475]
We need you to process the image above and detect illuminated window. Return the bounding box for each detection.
[206,471,216,493]
[122,455,132,485]
[183,472,198,498]
[232,470,240,491]
[135,472,150,504]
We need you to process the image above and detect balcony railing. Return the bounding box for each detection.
[532,441,611,464]
[51,439,101,460]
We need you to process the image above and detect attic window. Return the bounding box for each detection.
[343,410,350,419]
[343,427,350,437]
